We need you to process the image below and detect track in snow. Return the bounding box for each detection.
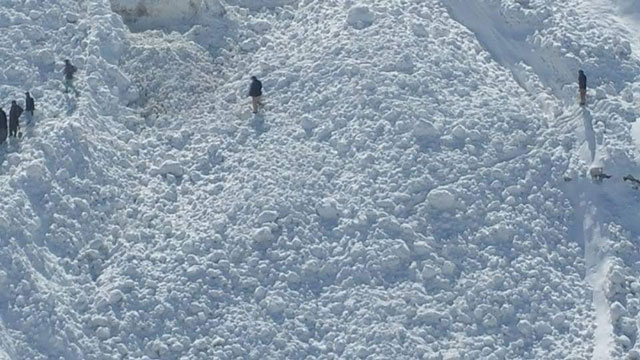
[445,0,640,357]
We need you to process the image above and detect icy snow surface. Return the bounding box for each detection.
[1,0,640,359]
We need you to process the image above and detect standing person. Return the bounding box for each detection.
[248,76,263,114]
[0,107,7,144]
[63,59,78,96]
[9,100,23,138]
[25,91,34,125]
[578,69,587,106]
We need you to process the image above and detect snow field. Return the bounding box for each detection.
[110,0,599,358]
[0,0,639,359]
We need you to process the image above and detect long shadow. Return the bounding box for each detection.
[0,144,5,167]
[250,113,269,136]
[581,107,596,163]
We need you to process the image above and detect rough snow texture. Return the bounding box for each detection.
[1,0,640,359]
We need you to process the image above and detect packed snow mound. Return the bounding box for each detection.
[110,0,225,31]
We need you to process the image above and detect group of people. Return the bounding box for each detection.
[0,59,77,144]
[0,92,34,143]
[0,63,590,143]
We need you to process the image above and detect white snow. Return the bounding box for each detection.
[1,0,640,359]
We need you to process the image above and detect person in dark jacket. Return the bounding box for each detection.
[248,76,263,113]
[578,70,587,106]
[25,91,34,124]
[9,100,23,138]
[0,107,7,144]
[63,59,78,96]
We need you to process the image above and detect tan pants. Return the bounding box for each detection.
[252,96,262,113]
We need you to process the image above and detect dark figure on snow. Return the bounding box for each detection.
[578,70,587,106]
[248,76,263,114]
[25,91,34,125]
[64,59,78,96]
[0,107,7,144]
[9,101,22,138]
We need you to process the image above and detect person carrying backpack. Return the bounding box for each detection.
[25,91,34,124]
[0,107,7,144]
[63,59,78,96]
[248,76,263,114]
[9,100,22,138]
[578,70,587,106]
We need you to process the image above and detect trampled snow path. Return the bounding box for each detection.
[449,0,640,358]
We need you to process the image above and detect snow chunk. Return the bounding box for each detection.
[109,289,125,305]
[442,261,456,276]
[300,115,317,131]
[96,327,111,340]
[316,198,340,220]
[413,120,441,138]
[66,12,79,23]
[262,294,286,316]
[421,263,439,280]
[25,161,46,181]
[151,160,184,177]
[381,240,411,271]
[347,6,375,29]
[416,309,444,325]
[451,125,467,139]
[257,210,278,224]
[32,49,55,66]
[413,240,433,256]
[426,188,457,210]
[252,227,275,249]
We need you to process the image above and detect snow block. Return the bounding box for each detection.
[347,6,375,29]
[252,227,275,249]
[426,189,457,210]
[316,198,340,221]
[413,120,441,138]
[151,160,184,177]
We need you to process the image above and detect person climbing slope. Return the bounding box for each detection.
[248,76,263,114]
[578,69,587,106]
[9,100,22,138]
[63,59,78,96]
[0,107,7,144]
[25,91,34,124]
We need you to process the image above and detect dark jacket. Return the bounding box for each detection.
[9,103,23,128]
[578,72,587,90]
[249,79,262,97]
[26,94,34,111]
[64,63,77,80]
[0,109,6,130]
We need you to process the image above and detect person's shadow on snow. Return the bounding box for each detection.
[66,96,77,116]
[250,113,269,135]
[581,107,596,163]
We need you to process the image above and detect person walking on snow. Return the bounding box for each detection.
[9,100,22,138]
[578,69,587,106]
[248,76,263,114]
[0,107,7,144]
[63,59,78,96]
[25,91,34,125]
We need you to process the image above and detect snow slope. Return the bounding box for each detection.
[0,0,639,359]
